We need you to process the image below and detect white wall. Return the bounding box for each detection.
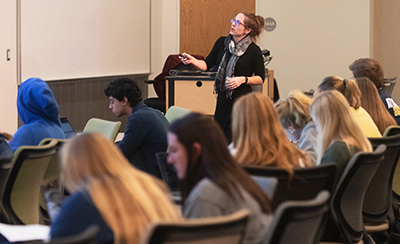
[0,0,18,134]
[149,0,180,98]
[256,0,371,98]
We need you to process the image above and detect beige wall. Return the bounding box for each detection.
[0,0,18,134]
[256,0,370,98]
[150,1,371,100]
[372,0,400,102]
[149,0,180,98]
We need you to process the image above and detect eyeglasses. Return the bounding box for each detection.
[231,19,246,27]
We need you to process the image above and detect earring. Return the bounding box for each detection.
[289,129,295,134]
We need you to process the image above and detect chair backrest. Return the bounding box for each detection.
[38,138,70,221]
[49,225,99,244]
[155,152,179,192]
[164,106,191,123]
[383,126,400,198]
[2,140,57,225]
[330,145,385,244]
[140,209,249,244]
[251,176,278,200]
[82,118,121,141]
[39,138,70,181]
[382,77,397,96]
[364,134,400,225]
[263,190,330,244]
[0,157,13,222]
[244,164,336,209]
[383,125,400,137]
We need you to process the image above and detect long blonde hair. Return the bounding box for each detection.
[232,92,309,174]
[310,90,372,163]
[318,76,361,109]
[275,90,313,129]
[356,77,397,134]
[61,133,181,244]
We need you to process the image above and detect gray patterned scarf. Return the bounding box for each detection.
[214,34,252,98]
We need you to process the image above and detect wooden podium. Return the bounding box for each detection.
[165,70,274,115]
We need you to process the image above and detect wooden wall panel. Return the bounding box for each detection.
[180,0,255,58]
[372,0,400,103]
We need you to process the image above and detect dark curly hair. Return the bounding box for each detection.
[349,58,384,89]
[104,77,142,107]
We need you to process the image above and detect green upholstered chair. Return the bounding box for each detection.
[82,118,121,141]
[38,138,70,223]
[2,140,57,225]
[164,106,191,123]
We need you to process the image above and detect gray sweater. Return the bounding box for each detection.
[183,178,272,244]
[297,122,318,166]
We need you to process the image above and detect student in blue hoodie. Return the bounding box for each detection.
[8,78,64,151]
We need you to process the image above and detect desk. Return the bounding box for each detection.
[166,75,216,115]
[165,70,274,115]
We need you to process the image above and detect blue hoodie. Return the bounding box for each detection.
[9,78,64,151]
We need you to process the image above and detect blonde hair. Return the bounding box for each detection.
[61,133,181,244]
[310,90,372,164]
[318,76,361,109]
[232,92,310,174]
[356,77,397,134]
[275,90,313,129]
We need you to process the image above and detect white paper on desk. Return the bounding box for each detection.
[0,223,50,242]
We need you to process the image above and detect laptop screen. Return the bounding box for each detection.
[60,117,76,138]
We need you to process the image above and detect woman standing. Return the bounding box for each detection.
[50,133,181,244]
[181,12,265,141]
[167,113,272,244]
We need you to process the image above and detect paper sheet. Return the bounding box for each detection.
[0,223,50,242]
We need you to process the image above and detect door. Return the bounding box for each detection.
[180,0,255,58]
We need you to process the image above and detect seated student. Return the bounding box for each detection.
[50,133,181,244]
[356,77,397,134]
[275,90,318,165]
[8,78,64,151]
[310,90,372,187]
[167,113,272,244]
[104,77,169,178]
[349,58,400,125]
[0,132,12,158]
[230,92,310,174]
[318,76,381,137]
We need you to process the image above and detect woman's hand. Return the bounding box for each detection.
[179,53,208,71]
[225,76,246,90]
[179,53,195,65]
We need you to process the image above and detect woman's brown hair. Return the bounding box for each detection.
[242,12,265,42]
[232,92,310,174]
[169,113,272,214]
[356,77,396,134]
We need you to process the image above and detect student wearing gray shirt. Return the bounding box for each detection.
[167,113,272,244]
[275,90,318,165]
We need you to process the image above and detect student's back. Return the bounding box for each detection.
[9,78,64,150]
